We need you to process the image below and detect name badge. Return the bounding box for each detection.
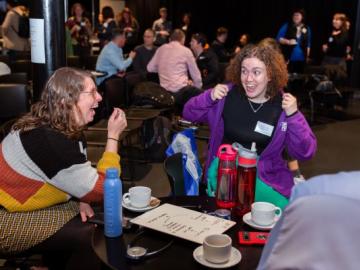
[254,121,274,137]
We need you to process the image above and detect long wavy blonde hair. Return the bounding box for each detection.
[13,67,94,138]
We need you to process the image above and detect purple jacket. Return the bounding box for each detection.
[183,87,317,197]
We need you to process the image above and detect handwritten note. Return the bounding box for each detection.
[130,203,236,244]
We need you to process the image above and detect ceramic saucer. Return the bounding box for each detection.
[242,212,277,231]
[122,195,160,212]
[193,246,241,269]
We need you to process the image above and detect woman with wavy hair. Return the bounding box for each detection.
[117,7,139,52]
[0,67,127,269]
[183,44,316,209]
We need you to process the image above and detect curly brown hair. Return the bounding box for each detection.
[226,44,288,98]
[12,67,94,138]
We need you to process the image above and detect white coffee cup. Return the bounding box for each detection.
[123,186,151,208]
[203,234,232,264]
[251,202,282,226]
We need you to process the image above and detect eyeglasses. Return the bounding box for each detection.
[81,89,100,98]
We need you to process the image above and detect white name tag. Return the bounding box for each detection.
[254,121,274,137]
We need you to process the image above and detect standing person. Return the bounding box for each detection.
[147,29,202,112]
[133,28,158,80]
[0,67,127,270]
[1,0,30,62]
[277,9,311,73]
[211,27,231,62]
[183,44,316,209]
[95,28,136,86]
[190,33,219,89]
[181,12,192,46]
[97,6,116,49]
[117,7,139,53]
[234,33,250,54]
[322,13,349,73]
[152,7,172,46]
[66,3,92,68]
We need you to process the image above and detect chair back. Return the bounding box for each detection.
[164,153,185,196]
[0,72,28,84]
[0,84,29,120]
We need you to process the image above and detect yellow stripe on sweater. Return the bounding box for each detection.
[0,183,68,212]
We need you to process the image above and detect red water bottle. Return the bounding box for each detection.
[233,142,257,216]
[215,144,237,209]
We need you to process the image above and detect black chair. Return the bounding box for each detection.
[164,153,185,196]
[0,72,28,84]
[85,55,98,70]
[0,84,29,123]
[10,60,32,76]
[67,56,81,68]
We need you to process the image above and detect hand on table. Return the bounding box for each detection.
[79,202,95,222]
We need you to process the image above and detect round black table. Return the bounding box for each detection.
[92,196,264,270]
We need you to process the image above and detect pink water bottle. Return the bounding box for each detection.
[216,144,238,209]
[233,142,257,216]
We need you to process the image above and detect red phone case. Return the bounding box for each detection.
[238,231,269,245]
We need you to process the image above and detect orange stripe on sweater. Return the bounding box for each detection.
[0,148,44,204]
[81,172,105,203]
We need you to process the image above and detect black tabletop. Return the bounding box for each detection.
[92,196,264,270]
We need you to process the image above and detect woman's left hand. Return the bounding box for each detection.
[79,202,95,222]
[282,93,298,116]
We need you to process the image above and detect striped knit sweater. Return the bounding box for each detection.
[0,126,120,212]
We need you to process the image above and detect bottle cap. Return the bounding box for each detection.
[106,168,119,178]
[217,144,237,161]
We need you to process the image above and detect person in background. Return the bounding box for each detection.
[183,44,316,209]
[277,9,311,73]
[181,12,192,46]
[322,13,350,73]
[97,6,116,49]
[133,28,158,80]
[152,7,172,46]
[190,33,219,89]
[66,3,92,68]
[1,0,30,62]
[211,27,231,63]
[234,33,250,54]
[0,67,127,270]
[147,29,202,112]
[96,28,136,86]
[117,7,139,53]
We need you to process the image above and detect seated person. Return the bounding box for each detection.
[95,28,136,86]
[147,29,202,111]
[0,67,127,269]
[258,171,360,270]
[211,27,231,63]
[190,33,220,89]
[183,44,316,209]
[133,28,158,80]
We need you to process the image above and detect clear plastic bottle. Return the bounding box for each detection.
[104,168,122,237]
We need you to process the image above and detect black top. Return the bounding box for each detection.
[133,45,158,78]
[196,49,219,89]
[326,31,349,58]
[222,87,282,154]
[211,40,231,63]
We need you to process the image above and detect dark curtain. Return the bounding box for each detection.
[126,0,358,64]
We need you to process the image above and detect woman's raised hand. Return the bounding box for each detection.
[107,108,127,139]
[211,84,229,101]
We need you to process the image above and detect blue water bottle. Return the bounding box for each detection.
[104,168,122,237]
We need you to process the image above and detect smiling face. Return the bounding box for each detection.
[74,77,102,125]
[332,16,344,30]
[292,12,303,25]
[241,57,270,102]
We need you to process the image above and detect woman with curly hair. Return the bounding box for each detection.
[0,67,127,269]
[183,44,316,209]
[117,7,139,52]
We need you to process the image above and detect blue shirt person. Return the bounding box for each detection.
[95,28,136,85]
